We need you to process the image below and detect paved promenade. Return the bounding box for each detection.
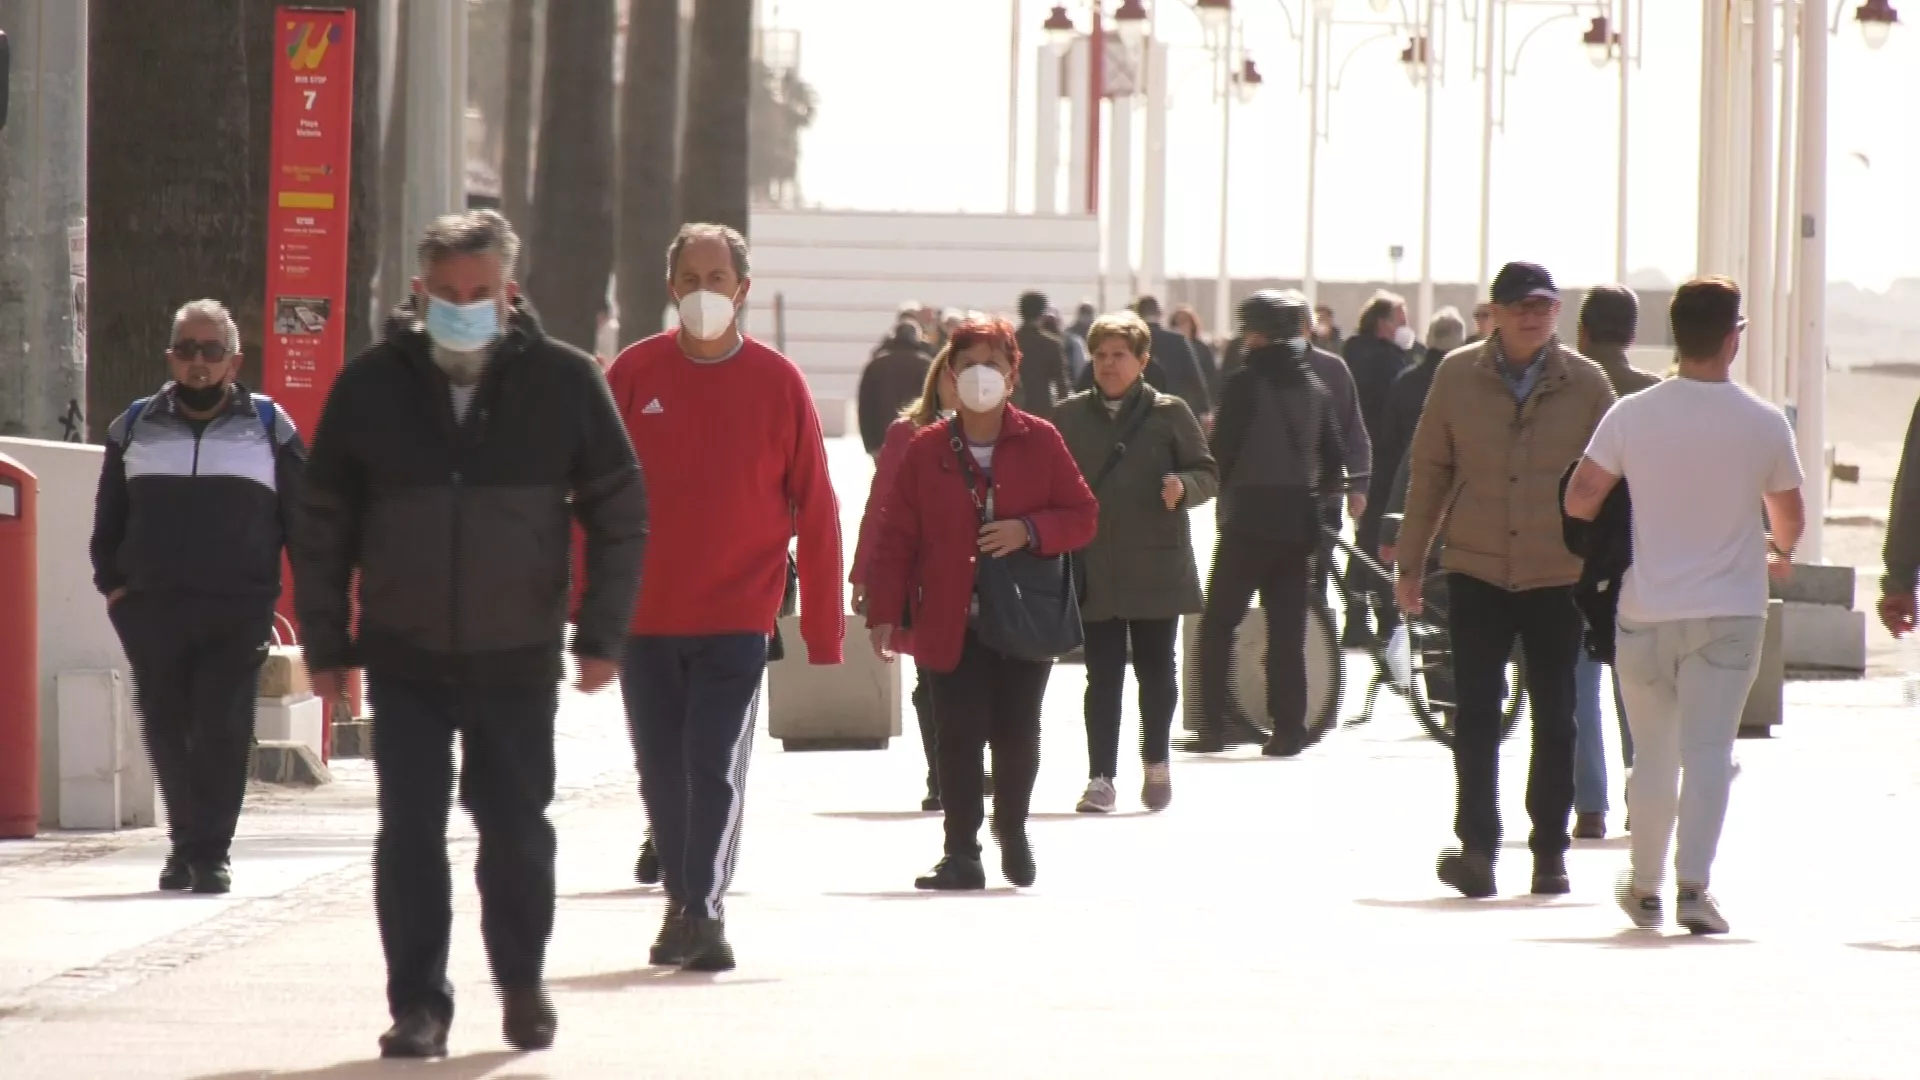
[1,438,1917,1077]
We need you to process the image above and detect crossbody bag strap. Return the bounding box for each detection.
[1087,396,1157,493]
[947,418,990,525]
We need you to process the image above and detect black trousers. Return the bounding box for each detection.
[1446,574,1582,859]
[110,591,273,864]
[911,667,938,796]
[367,673,558,1023]
[927,630,1051,858]
[1082,617,1179,777]
[1199,535,1314,741]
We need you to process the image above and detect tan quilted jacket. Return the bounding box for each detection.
[1398,336,1615,591]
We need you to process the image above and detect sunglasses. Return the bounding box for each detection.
[170,340,230,362]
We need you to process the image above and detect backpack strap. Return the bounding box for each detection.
[112,396,155,448]
[250,393,280,441]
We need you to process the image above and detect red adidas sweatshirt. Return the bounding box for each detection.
[606,331,846,664]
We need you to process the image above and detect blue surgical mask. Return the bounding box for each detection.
[425,296,501,353]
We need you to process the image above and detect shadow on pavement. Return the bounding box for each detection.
[550,968,781,991]
[1848,941,1920,953]
[48,890,186,902]
[558,887,667,902]
[1527,933,1757,948]
[812,811,940,822]
[822,889,1029,901]
[188,1049,531,1079]
[1353,897,1599,912]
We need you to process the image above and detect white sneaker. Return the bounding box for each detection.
[1615,870,1663,930]
[1076,777,1117,814]
[1141,762,1173,812]
[1676,887,1730,935]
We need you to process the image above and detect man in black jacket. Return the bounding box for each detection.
[91,298,306,897]
[1193,290,1348,758]
[857,321,930,455]
[291,210,649,1060]
[1013,290,1073,414]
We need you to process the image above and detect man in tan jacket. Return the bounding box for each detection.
[1394,261,1615,899]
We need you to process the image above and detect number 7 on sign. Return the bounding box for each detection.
[303,90,317,109]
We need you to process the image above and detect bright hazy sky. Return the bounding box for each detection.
[766,0,1920,290]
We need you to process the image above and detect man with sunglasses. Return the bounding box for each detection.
[90,299,306,897]
[1395,262,1616,899]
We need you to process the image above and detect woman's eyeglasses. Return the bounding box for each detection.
[170,340,230,362]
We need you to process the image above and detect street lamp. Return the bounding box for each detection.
[1236,56,1264,103]
[1582,15,1618,68]
[1045,5,1079,55]
[1195,0,1235,31]
[1369,0,1392,11]
[1399,33,1430,85]
[1115,0,1152,47]
[1856,0,1901,48]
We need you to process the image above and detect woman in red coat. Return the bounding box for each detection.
[864,317,1099,891]
[849,358,953,812]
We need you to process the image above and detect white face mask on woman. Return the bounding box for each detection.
[955,365,1009,412]
[1393,324,1417,351]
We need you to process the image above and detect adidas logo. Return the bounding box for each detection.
[641,398,663,415]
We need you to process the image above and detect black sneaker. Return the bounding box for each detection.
[1261,729,1307,758]
[189,858,232,895]
[999,831,1036,888]
[1531,854,1571,896]
[378,1008,449,1059]
[1436,850,1497,898]
[634,836,661,886]
[1176,731,1231,754]
[158,851,192,892]
[502,986,557,1051]
[649,902,688,966]
[913,855,987,891]
[680,914,736,972]
[920,793,942,812]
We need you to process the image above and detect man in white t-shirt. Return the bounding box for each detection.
[1562,275,1804,936]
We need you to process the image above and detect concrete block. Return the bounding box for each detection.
[250,741,332,787]
[255,694,324,760]
[1770,563,1855,608]
[767,614,901,750]
[55,669,158,830]
[1179,606,1340,734]
[256,646,310,698]
[1779,601,1868,675]
[331,719,373,759]
[1740,599,1786,736]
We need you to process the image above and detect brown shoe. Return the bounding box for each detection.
[1573,812,1607,840]
[502,987,557,1051]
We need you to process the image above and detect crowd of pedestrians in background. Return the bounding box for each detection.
[83,200,1819,1058]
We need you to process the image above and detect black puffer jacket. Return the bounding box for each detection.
[1210,342,1347,546]
[291,298,648,686]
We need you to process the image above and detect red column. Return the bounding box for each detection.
[0,454,40,838]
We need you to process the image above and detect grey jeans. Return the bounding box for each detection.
[1615,615,1764,892]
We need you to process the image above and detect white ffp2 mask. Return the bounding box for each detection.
[1393,325,1417,351]
[677,289,739,341]
[956,366,1009,412]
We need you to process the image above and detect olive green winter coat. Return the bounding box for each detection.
[1052,380,1218,623]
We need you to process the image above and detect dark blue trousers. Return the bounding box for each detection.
[620,634,768,919]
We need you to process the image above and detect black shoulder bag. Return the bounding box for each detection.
[949,421,1085,662]
[1073,398,1158,601]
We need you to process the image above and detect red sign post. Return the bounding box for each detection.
[264,8,356,751]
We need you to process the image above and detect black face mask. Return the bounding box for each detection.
[174,382,229,412]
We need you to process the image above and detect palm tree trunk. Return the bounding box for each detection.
[524,0,616,353]
[502,0,536,231]
[616,0,681,346]
[679,0,752,235]
[87,0,255,439]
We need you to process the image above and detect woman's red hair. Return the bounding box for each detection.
[942,317,1022,370]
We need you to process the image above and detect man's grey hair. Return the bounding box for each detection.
[665,222,751,280]
[417,209,521,279]
[172,299,241,356]
[1427,306,1466,354]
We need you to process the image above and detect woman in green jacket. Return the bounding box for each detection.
[1052,312,1219,813]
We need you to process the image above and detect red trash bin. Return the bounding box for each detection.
[0,453,39,839]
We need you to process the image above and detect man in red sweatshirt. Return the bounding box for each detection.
[605,222,845,973]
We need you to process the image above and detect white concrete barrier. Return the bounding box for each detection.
[54,669,157,829]
[0,437,156,829]
[255,695,325,760]
[766,613,901,750]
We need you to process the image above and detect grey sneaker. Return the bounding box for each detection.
[1141,762,1173,812]
[1076,777,1117,814]
[1676,887,1730,935]
[1615,870,1663,929]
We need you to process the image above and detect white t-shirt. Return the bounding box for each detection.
[1584,377,1802,622]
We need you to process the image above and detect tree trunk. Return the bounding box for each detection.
[524,0,616,353]
[376,5,411,316]
[616,0,681,346]
[341,0,382,361]
[679,0,752,235]
[87,0,255,439]
[502,0,536,231]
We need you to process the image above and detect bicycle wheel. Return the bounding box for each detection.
[1410,572,1527,746]
[1177,602,1342,740]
